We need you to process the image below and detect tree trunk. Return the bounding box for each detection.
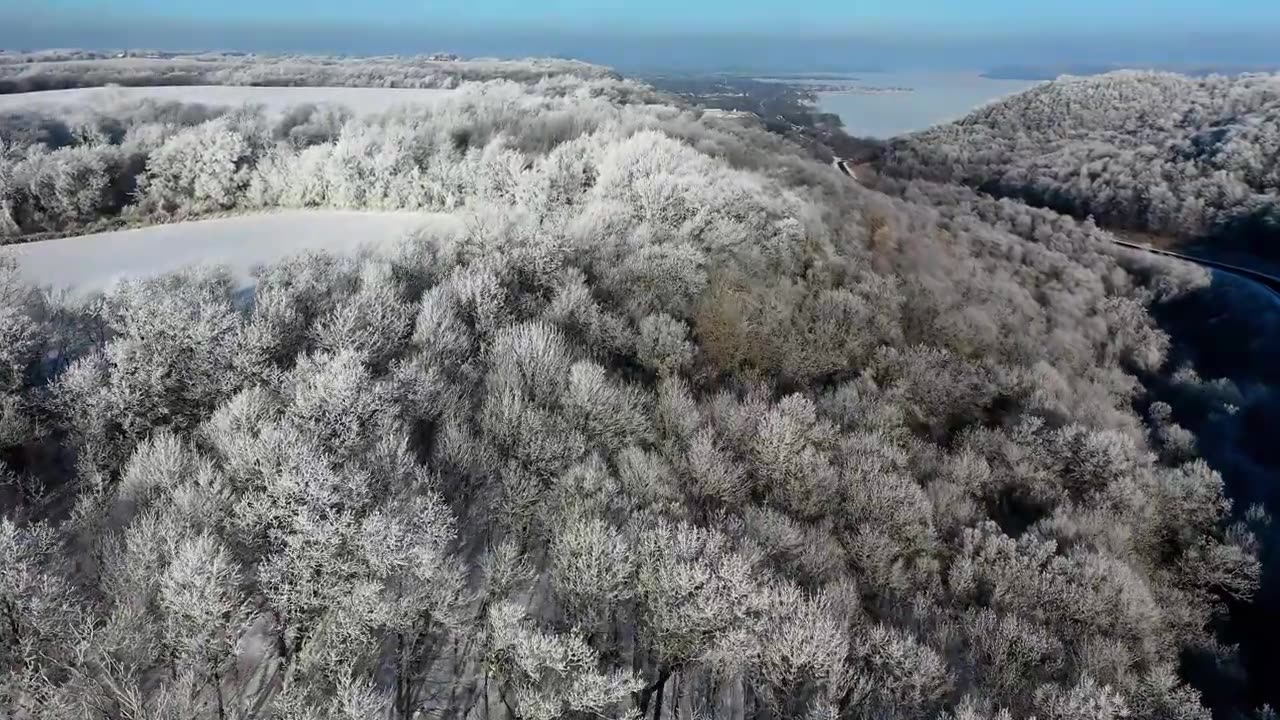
[610,607,619,658]
[726,676,745,720]
[272,611,290,663]
[500,687,519,720]
[213,667,226,720]
[676,672,693,720]
[444,638,463,717]
[396,633,408,720]
[3,600,21,650]
[653,676,666,720]
[640,669,672,720]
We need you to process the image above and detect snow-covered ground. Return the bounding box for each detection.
[2,211,461,295]
[0,85,454,115]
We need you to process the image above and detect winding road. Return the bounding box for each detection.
[835,158,1280,305]
[1111,239,1280,304]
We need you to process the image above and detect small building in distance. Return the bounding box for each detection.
[702,108,760,124]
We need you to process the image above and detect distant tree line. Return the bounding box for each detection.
[880,71,1280,262]
[0,70,1269,720]
[0,51,618,94]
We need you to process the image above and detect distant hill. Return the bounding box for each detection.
[883,70,1280,261]
[984,63,1280,81]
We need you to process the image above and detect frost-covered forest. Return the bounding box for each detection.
[0,51,616,94]
[880,71,1280,260]
[0,64,1272,720]
[0,77,660,239]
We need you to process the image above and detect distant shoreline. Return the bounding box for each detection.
[819,86,913,95]
[752,77,915,94]
[983,63,1280,81]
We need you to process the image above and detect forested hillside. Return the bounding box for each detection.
[881,71,1280,260]
[0,77,660,240]
[0,70,1268,719]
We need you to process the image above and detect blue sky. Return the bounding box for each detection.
[4,0,1279,71]
[15,0,1280,34]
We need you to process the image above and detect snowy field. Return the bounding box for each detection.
[0,85,455,115]
[2,211,461,295]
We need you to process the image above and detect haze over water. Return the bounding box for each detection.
[812,71,1039,138]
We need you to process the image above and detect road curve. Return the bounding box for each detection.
[833,157,1280,305]
[1111,239,1280,304]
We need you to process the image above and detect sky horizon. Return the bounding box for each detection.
[4,1,1280,71]
[11,0,1280,35]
